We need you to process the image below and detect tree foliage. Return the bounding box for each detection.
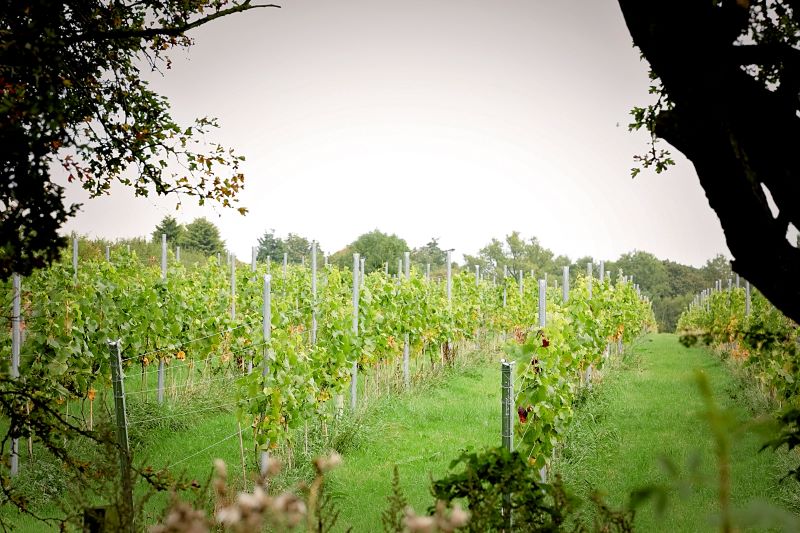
[464,231,579,283]
[410,238,448,269]
[284,233,315,264]
[1,0,280,280]
[255,231,320,264]
[619,0,800,323]
[151,215,184,245]
[182,217,224,256]
[255,229,284,262]
[330,230,408,273]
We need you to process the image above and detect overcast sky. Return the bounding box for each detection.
[59,0,735,267]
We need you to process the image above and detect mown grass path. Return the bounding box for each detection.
[555,333,798,531]
[331,333,799,531]
[328,362,502,531]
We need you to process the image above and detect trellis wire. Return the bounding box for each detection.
[168,430,244,469]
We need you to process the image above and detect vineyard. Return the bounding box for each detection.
[677,280,800,403]
[1,242,655,528]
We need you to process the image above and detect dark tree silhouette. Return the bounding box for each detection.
[618,0,800,323]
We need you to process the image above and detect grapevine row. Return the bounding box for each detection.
[2,249,655,468]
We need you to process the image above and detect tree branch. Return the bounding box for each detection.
[69,3,281,43]
[731,42,800,68]
[618,0,800,324]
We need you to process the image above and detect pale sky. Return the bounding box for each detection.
[59,0,734,267]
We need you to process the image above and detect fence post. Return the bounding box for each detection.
[157,239,167,404]
[501,359,515,530]
[446,251,452,303]
[311,241,318,345]
[475,265,480,287]
[260,275,272,474]
[599,260,604,283]
[105,246,110,262]
[587,261,593,299]
[176,246,181,263]
[251,247,257,272]
[108,340,134,533]
[562,266,569,303]
[350,254,360,411]
[518,270,523,301]
[360,257,365,286]
[73,236,78,281]
[230,256,236,322]
[503,265,508,307]
[538,279,546,328]
[502,265,508,307]
[10,274,21,477]
[161,234,167,280]
[403,252,411,389]
[501,361,515,451]
[745,281,751,316]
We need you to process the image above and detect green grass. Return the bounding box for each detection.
[6,333,800,531]
[325,362,502,531]
[554,333,800,531]
[2,338,505,531]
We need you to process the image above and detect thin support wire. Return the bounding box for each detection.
[167,430,244,469]
[130,402,238,426]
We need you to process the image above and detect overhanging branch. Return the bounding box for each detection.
[69,2,281,44]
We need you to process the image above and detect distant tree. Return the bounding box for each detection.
[411,238,448,270]
[663,260,706,297]
[182,217,225,256]
[255,229,285,262]
[571,256,596,282]
[151,216,185,245]
[464,239,504,278]
[655,293,694,332]
[550,255,572,281]
[332,230,409,273]
[466,232,557,280]
[284,233,317,264]
[328,246,354,270]
[701,254,734,288]
[614,251,669,298]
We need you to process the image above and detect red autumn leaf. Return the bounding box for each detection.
[517,406,528,424]
[542,337,550,348]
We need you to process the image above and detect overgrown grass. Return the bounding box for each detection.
[2,336,503,531]
[553,333,800,531]
[8,333,799,531]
